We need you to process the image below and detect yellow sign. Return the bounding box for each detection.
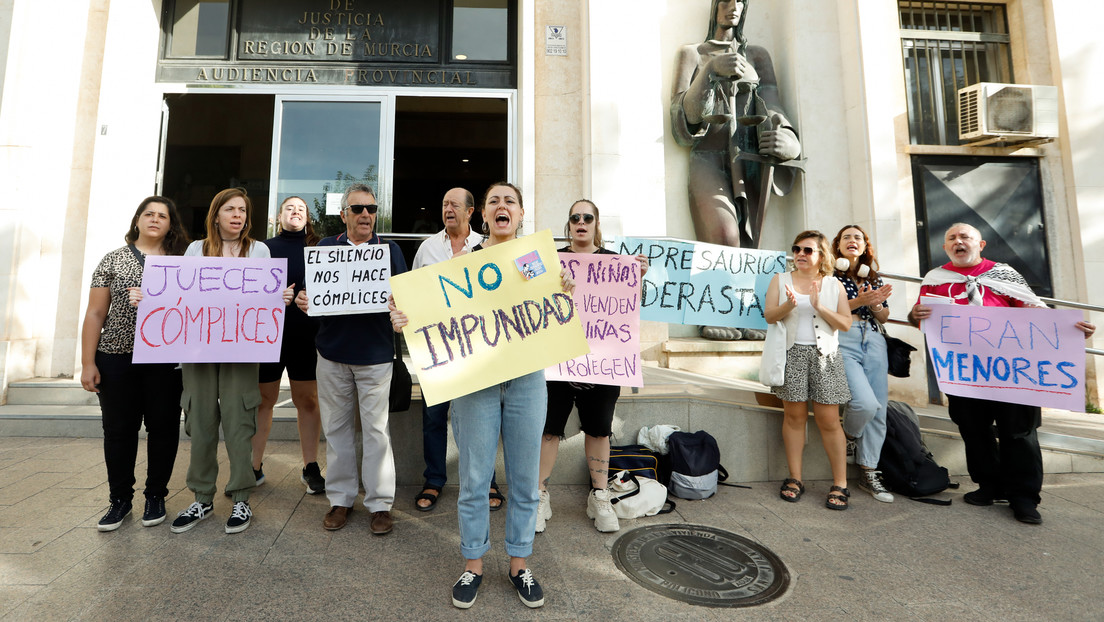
[390,230,589,406]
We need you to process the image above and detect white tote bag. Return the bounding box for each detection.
[607,471,675,519]
[759,320,787,386]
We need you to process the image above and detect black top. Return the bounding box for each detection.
[264,229,318,337]
[314,232,408,365]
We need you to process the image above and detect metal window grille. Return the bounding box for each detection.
[899,2,1013,145]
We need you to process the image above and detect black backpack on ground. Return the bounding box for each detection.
[667,431,748,499]
[878,401,955,504]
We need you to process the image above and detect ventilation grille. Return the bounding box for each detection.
[986,86,1034,133]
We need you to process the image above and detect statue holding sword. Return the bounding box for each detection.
[671,0,804,340]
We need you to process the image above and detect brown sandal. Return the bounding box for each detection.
[826,485,850,510]
[779,478,805,503]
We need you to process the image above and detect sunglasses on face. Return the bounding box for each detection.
[791,245,817,256]
[569,213,595,224]
[347,204,378,215]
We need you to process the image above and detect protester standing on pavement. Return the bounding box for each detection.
[296,183,407,536]
[390,182,576,609]
[536,199,648,534]
[832,225,895,503]
[81,196,190,531]
[765,230,853,510]
[169,187,281,536]
[255,196,325,495]
[410,187,503,513]
[908,222,1095,524]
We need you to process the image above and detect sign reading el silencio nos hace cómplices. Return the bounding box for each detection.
[921,302,1086,412]
[132,256,288,363]
[303,244,391,316]
[390,230,590,406]
[545,252,643,388]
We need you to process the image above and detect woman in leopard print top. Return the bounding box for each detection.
[80,196,189,532]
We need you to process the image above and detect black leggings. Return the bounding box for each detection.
[96,352,183,501]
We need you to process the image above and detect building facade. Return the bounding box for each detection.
[0,0,1099,406]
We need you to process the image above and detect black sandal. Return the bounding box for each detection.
[779,478,805,503]
[826,485,850,511]
[489,485,505,511]
[414,485,442,512]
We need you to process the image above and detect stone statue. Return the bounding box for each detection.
[672,0,802,340]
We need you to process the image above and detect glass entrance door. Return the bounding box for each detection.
[269,96,391,239]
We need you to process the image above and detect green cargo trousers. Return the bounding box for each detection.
[181,363,261,503]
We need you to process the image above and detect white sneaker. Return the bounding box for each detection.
[858,469,894,503]
[535,490,551,533]
[586,488,620,533]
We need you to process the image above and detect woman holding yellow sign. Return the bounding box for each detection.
[389,182,574,610]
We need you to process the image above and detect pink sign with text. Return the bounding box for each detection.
[546,253,643,387]
[922,304,1086,411]
[133,256,287,363]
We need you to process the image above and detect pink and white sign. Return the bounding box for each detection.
[133,256,288,363]
[922,304,1086,412]
[546,253,643,387]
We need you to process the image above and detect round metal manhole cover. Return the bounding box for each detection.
[611,523,790,608]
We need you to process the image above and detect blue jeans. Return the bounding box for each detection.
[839,319,889,469]
[451,371,546,560]
[422,400,498,490]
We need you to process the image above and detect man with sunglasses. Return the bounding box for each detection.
[295,183,408,534]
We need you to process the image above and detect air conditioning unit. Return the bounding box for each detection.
[957,83,1058,142]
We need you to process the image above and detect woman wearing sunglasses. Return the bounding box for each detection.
[764,230,853,510]
[389,182,575,609]
[832,225,895,503]
[536,200,648,535]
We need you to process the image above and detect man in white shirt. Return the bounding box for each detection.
[410,188,503,513]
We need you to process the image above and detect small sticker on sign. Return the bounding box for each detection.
[515,251,546,280]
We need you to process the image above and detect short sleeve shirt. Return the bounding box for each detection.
[89,247,145,353]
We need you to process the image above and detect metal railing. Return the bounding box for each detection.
[880,270,1103,356]
[378,232,1101,356]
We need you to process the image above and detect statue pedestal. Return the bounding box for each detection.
[660,337,766,384]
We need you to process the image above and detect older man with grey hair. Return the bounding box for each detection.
[295,183,408,534]
[908,222,1095,524]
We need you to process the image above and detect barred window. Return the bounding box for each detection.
[899,2,1013,145]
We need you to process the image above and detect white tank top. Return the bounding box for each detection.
[792,293,817,345]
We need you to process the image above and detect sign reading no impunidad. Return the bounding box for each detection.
[304,245,392,316]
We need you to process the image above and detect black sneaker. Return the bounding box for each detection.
[508,568,545,608]
[301,462,326,495]
[1010,499,1042,525]
[451,570,482,609]
[225,501,252,534]
[141,496,167,527]
[97,499,132,532]
[170,501,213,533]
[964,488,1007,506]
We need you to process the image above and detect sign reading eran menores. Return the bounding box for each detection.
[133,256,287,363]
[922,304,1086,412]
